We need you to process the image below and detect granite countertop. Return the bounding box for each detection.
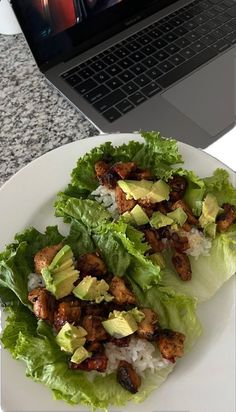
[0,34,97,187]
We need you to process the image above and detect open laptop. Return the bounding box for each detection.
[11,0,236,148]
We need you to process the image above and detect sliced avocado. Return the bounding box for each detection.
[130,204,149,226]
[199,193,221,228]
[118,180,153,200]
[167,208,188,226]
[150,211,173,229]
[41,245,79,300]
[56,322,87,353]
[146,180,170,203]
[102,310,138,338]
[73,276,113,303]
[204,222,217,238]
[71,346,92,364]
[122,211,136,225]
[149,252,166,269]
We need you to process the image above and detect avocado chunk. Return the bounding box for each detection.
[122,211,136,225]
[128,307,146,323]
[199,193,221,228]
[130,204,149,225]
[73,276,113,303]
[71,346,92,364]
[118,180,153,200]
[150,211,173,229]
[41,245,79,299]
[167,208,188,226]
[149,252,166,269]
[204,222,217,238]
[146,180,170,203]
[56,322,87,353]
[102,310,138,338]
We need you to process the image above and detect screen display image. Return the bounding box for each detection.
[23,0,123,39]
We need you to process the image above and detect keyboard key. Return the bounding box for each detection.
[135,74,150,87]
[168,53,186,66]
[169,17,184,27]
[91,61,106,72]
[103,108,121,122]
[175,37,191,48]
[227,6,236,17]
[75,78,98,94]
[84,85,110,104]
[132,63,146,75]
[158,48,218,89]
[184,30,200,42]
[190,41,207,53]
[122,81,139,94]
[201,34,218,46]
[225,31,236,43]
[116,99,134,114]
[183,20,199,31]
[141,45,156,55]
[94,89,126,112]
[192,13,209,24]
[79,67,94,79]
[93,71,110,83]
[173,26,189,36]
[118,70,135,82]
[159,22,174,33]
[165,44,180,55]
[114,46,129,59]
[141,82,162,97]
[146,67,163,79]
[148,28,163,38]
[130,51,146,62]
[162,32,179,43]
[125,41,140,52]
[143,56,158,68]
[139,34,152,45]
[129,92,147,106]
[223,0,236,6]
[119,58,133,70]
[212,39,230,52]
[154,50,170,61]
[158,60,175,73]
[152,38,168,49]
[106,78,123,90]
[195,24,210,35]
[103,53,116,65]
[106,64,121,76]
[180,47,196,59]
[65,73,81,87]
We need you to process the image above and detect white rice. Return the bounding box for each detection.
[91,185,119,219]
[28,273,45,291]
[104,336,169,377]
[184,227,212,259]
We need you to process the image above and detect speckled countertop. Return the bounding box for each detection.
[0,34,97,187]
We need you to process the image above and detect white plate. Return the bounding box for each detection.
[0,133,235,412]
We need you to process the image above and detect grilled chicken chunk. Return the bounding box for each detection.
[85,341,104,353]
[34,243,62,274]
[171,232,190,253]
[109,276,136,305]
[70,352,108,372]
[171,199,198,226]
[110,336,131,347]
[117,361,141,394]
[28,287,56,324]
[217,203,235,232]
[112,162,137,179]
[115,186,136,214]
[158,329,185,363]
[82,315,108,342]
[136,308,160,341]
[54,300,81,331]
[168,175,188,202]
[129,168,152,181]
[83,302,107,317]
[172,251,192,281]
[77,252,107,278]
[143,228,165,253]
[95,160,118,189]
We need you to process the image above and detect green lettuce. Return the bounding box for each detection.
[203,168,236,206]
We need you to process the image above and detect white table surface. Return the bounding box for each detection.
[205,126,236,172]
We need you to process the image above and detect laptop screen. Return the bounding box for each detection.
[12,0,179,70]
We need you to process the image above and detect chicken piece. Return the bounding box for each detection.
[28,287,56,324]
[112,162,137,179]
[77,252,107,278]
[70,352,108,372]
[85,341,104,353]
[158,329,185,363]
[82,302,107,317]
[172,251,192,281]
[154,200,171,214]
[136,308,160,341]
[217,203,236,232]
[34,243,63,274]
[170,232,190,252]
[143,228,165,253]
[168,175,188,202]
[94,160,118,189]
[182,222,192,232]
[82,315,108,342]
[117,361,141,394]
[130,168,152,180]
[109,276,136,305]
[171,199,198,226]
[157,227,171,239]
[110,336,131,347]
[115,186,136,214]
[54,300,81,331]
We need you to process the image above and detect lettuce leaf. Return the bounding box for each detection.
[161,226,236,302]
[203,168,236,206]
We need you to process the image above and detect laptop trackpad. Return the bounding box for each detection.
[162,50,235,136]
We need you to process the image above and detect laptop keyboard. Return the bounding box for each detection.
[61,0,236,123]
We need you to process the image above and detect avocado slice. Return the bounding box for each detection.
[41,245,79,300]
[146,180,170,203]
[118,180,153,200]
[73,276,113,303]
[167,208,188,226]
[56,322,87,353]
[150,211,174,229]
[122,211,136,225]
[199,193,221,228]
[149,252,166,269]
[102,310,138,338]
[130,204,149,225]
[71,346,92,364]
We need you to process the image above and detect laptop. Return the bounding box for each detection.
[11,0,236,148]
